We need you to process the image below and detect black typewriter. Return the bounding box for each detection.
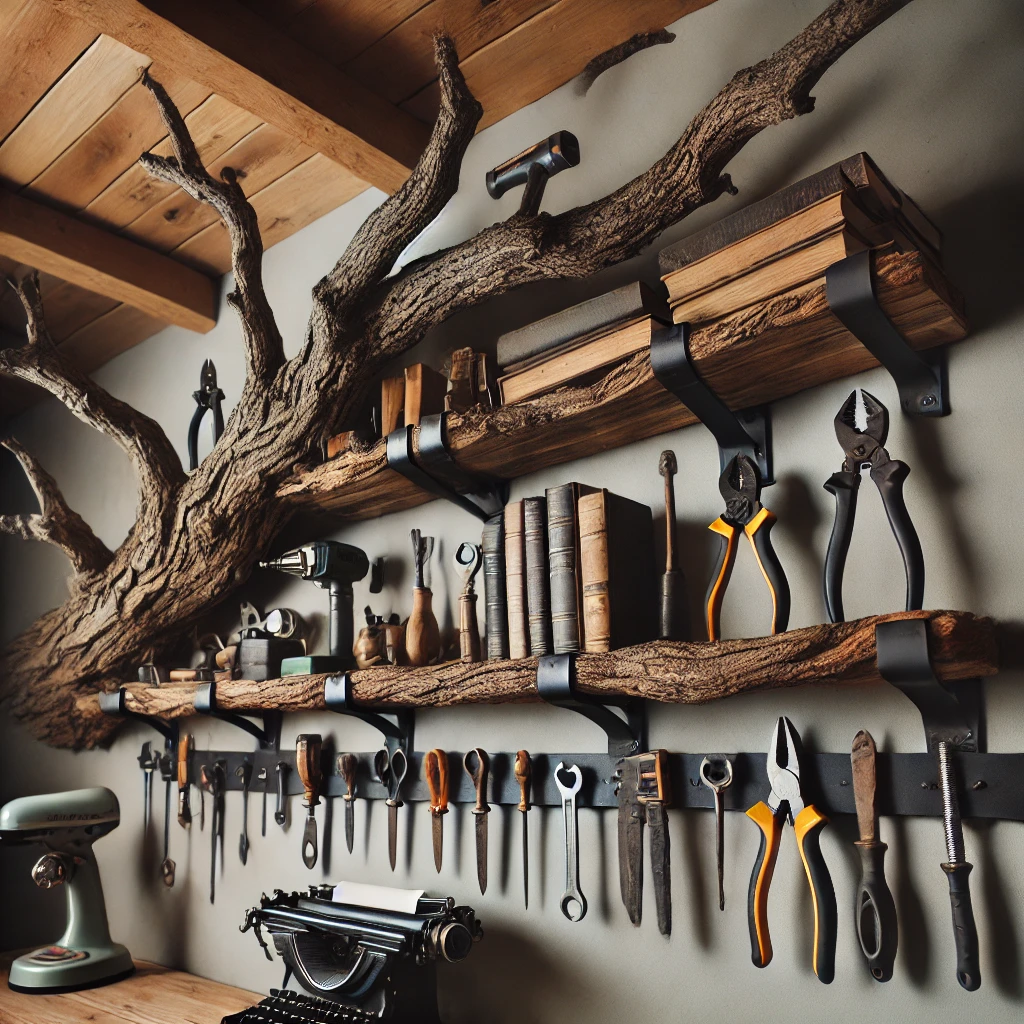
[224,886,482,1024]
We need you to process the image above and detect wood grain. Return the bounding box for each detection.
[74,611,998,722]
[57,302,167,374]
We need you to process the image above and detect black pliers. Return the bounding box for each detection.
[705,454,791,641]
[823,389,923,622]
[188,359,225,471]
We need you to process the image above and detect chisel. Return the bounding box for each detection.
[464,748,490,895]
[339,753,357,855]
[296,734,323,870]
[658,450,687,640]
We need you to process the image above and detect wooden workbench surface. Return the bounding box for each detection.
[0,958,259,1023]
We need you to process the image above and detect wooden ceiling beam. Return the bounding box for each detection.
[0,187,217,333]
[39,0,432,194]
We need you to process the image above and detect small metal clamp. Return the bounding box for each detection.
[650,322,773,484]
[825,250,949,417]
[323,674,412,755]
[193,681,280,750]
[536,654,645,757]
[98,686,179,750]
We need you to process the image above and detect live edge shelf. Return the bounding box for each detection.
[76,610,995,723]
[278,250,967,522]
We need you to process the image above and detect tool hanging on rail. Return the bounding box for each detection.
[187,358,224,471]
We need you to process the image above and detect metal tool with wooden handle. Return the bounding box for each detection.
[464,748,490,895]
[514,750,531,909]
[296,734,323,870]
[425,749,449,873]
[339,753,357,855]
[658,450,688,640]
[454,543,483,663]
[177,733,192,829]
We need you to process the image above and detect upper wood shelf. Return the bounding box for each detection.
[277,251,967,522]
[76,610,996,724]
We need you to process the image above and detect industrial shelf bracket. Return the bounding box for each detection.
[99,686,178,750]
[193,681,281,750]
[323,673,412,755]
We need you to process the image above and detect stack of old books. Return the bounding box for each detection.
[659,152,943,325]
[481,486,656,658]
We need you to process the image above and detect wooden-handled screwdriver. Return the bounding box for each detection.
[296,734,323,869]
[658,450,688,639]
[515,751,531,908]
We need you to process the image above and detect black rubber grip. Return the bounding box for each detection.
[823,470,860,623]
[942,861,981,991]
[187,404,205,472]
[704,525,736,641]
[796,813,837,984]
[855,842,898,982]
[871,458,925,612]
[748,515,791,634]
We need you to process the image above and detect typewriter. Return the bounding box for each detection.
[224,885,482,1023]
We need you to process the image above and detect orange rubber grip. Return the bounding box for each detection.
[794,804,837,983]
[705,517,739,641]
[746,800,783,969]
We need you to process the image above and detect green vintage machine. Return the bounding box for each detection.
[0,786,134,993]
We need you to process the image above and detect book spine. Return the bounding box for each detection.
[481,514,509,659]
[578,492,611,653]
[546,485,580,653]
[504,501,529,659]
[523,497,553,656]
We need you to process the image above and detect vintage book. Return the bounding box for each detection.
[497,280,670,369]
[523,497,553,656]
[504,501,529,659]
[403,363,448,427]
[546,482,598,653]
[658,153,940,275]
[498,317,662,406]
[669,229,869,323]
[380,375,405,436]
[481,513,509,659]
[578,490,656,653]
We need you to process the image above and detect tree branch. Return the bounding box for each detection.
[0,273,186,519]
[139,72,284,386]
[369,0,911,350]
[1,438,113,575]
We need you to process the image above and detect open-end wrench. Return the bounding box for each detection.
[700,755,734,911]
[554,762,587,922]
[236,761,252,865]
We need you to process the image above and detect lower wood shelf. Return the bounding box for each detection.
[76,610,996,723]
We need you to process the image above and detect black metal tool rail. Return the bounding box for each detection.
[186,749,1024,822]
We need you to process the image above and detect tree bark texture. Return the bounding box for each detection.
[1,1,919,749]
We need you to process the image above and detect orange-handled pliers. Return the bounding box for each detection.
[747,716,837,984]
[705,454,790,640]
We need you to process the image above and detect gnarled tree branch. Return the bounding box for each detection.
[0,438,113,576]
[139,72,284,386]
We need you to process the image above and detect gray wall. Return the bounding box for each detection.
[3,0,1023,1019]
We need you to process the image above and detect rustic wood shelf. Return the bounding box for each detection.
[277,251,967,522]
[77,610,996,724]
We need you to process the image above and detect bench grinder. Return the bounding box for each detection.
[0,786,134,993]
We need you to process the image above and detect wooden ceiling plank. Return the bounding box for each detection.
[0,0,98,144]
[346,0,557,106]
[121,122,315,254]
[82,95,263,232]
[173,153,367,275]
[57,301,166,375]
[286,0,432,69]
[0,33,151,188]
[41,0,431,193]
[23,62,212,213]
[402,0,719,128]
[39,279,120,343]
[0,187,218,332]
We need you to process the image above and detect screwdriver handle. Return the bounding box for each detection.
[942,861,981,991]
[296,734,323,806]
[464,748,490,815]
[459,592,481,662]
[514,750,531,813]
[425,749,449,813]
[793,805,837,984]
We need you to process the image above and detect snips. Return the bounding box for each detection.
[824,389,923,622]
[188,359,225,471]
[746,717,837,984]
[705,453,790,640]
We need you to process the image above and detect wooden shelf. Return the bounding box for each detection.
[76,610,996,723]
[277,250,968,523]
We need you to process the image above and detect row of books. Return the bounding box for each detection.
[482,485,656,658]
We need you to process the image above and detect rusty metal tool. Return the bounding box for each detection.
[554,762,586,922]
[454,543,483,662]
[851,730,897,982]
[296,735,323,870]
[375,747,408,872]
[236,760,252,866]
[464,749,490,895]
[658,450,687,640]
[425,749,449,873]
[339,753,357,855]
[514,750,531,908]
[157,748,175,887]
[700,755,734,911]
[176,734,192,830]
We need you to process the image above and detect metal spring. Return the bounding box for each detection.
[937,740,965,865]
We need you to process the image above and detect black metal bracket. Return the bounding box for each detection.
[98,686,178,752]
[825,250,949,417]
[384,416,508,523]
[323,674,412,755]
[650,322,773,484]
[875,618,982,752]
[193,681,281,750]
[536,654,645,757]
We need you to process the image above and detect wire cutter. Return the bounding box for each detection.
[823,389,924,622]
[188,358,225,471]
[704,453,790,641]
[747,716,837,984]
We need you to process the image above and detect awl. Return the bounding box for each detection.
[425,749,449,873]
[464,748,490,895]
[296,734,323,870]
